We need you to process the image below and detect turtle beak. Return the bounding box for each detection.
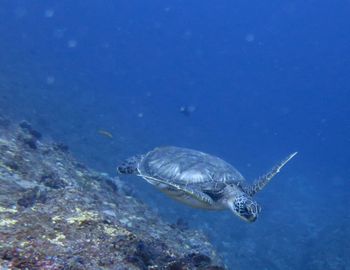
[237,209,258,223]
[246,215,257,222]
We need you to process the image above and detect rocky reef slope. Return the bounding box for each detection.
[0,116,224,270]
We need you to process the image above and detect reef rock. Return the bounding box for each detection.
[0,116,225,270]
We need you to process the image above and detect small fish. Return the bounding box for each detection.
[98,129,113,139]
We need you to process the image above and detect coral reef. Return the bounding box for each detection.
[0,115,225,270]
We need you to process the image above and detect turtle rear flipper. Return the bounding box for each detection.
[117,155,143,175]
[246,152,298,196]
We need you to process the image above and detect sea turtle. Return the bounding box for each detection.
[117,146,297,222]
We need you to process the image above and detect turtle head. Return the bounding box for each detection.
[117,155,143,175]
[227,194,261,223]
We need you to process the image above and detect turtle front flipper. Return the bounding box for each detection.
[245,152,298,196]
[117,155,144,175]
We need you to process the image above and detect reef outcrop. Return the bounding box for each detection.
[0,115,224,270]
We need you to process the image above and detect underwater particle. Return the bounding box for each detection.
[14,7,27,19]
[98,129,113,139]
[180,105,196,116]
[53,28,66,39]
[183,30,192,39]
[46,76,55,85]
[245,33,255,42]
[101,42,111,49]
[137,113,144,118]
[44,9,55,18]
[67,39,78,48]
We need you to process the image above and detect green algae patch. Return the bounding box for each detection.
[103,224,132,237]
[0,206,17,213]
[51,215,62,223]
[0,218,17,227]
[47,233,66,246]
[66,208,99,225]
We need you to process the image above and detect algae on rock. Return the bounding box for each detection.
[0,117,225,270]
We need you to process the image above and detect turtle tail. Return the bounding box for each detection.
[117,155,143,175]
[245,152,298,196]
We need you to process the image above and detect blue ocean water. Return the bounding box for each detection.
[1,0,349,269]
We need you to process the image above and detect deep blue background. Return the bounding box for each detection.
[1,1,349,269]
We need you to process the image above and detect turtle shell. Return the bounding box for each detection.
[138,146,245,188]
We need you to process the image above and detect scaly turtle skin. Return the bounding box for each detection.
[117,146,297,222]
